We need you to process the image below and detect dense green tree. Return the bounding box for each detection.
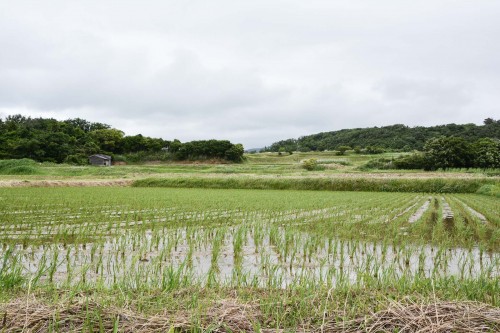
[175,140,237,161]
[121,135,166,153]
[122,134,146,153]
[390,137,500,170]
[472,138,500,169]
[88,129,125,154]
[423,136,473,170]
[64,118,110,133]
[268,139,298,152]
[167,139,181,153]
[336,146,351,155]
[225,144,244,162]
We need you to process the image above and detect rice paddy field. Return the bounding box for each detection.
[1,185,500,332]
[0,154,499,332]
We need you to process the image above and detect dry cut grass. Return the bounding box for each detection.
[337,299,500,333]
[2,297,500,332]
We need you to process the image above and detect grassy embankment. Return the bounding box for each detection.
[133,176,500,194]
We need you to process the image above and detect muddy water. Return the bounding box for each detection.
[3,227,499,288]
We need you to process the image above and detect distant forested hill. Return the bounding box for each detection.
[265,118,500,152]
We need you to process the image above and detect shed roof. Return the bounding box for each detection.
[90,154,112,160]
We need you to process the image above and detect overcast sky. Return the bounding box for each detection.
[0,1,499,148]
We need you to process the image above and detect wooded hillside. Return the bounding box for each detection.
[266,119,500,152]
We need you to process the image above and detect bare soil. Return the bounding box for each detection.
[0,179,133,187]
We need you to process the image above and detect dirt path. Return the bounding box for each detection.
[0,179,133,187]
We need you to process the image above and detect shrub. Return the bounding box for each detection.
[64,154,88,165]
[336,146,351,155]
[123,151,171,163]
[364,146,385,154]
[476,184,500,197]
[358,158,395,170]
[302,158,319,171]
[393,153,427,169]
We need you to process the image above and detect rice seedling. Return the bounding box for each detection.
[0,186,498,331]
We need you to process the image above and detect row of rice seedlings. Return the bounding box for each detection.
[446,196,497,249]
[4,216,498,291]
[384,194,426,223]
[0,204,253,246]
[0,188,426,233]
[411,196,441,241]
[0,189,498,293]
[297,193,428,246]
[409,196,453,247]
[1,201,375,247]
[454,194,500,227]
[1,200,494,256]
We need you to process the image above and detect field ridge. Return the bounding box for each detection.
[132,176,500,193]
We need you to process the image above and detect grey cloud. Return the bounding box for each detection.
[0,0,499,148]
[374,78,472,106]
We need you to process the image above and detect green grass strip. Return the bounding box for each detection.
[132,177,499,193]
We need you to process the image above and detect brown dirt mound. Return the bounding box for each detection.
[1,297,499,332]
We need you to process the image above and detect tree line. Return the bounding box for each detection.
[0,115,244,163]
[391,136,500,170]
[265,118,500,153]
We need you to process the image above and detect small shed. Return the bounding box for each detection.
[89,154,112,166]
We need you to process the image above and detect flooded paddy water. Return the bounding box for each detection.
[0,187,498,289]
[6,226,500,288]
[0,189,500,288]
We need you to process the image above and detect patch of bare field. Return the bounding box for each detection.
[0,179,133,187]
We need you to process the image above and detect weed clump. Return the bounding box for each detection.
[302,158,319,171]
[358,158,396,170]
[476,184,500,197]
[0,159,41,175]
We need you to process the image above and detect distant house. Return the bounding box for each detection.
[89,154,112,166]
